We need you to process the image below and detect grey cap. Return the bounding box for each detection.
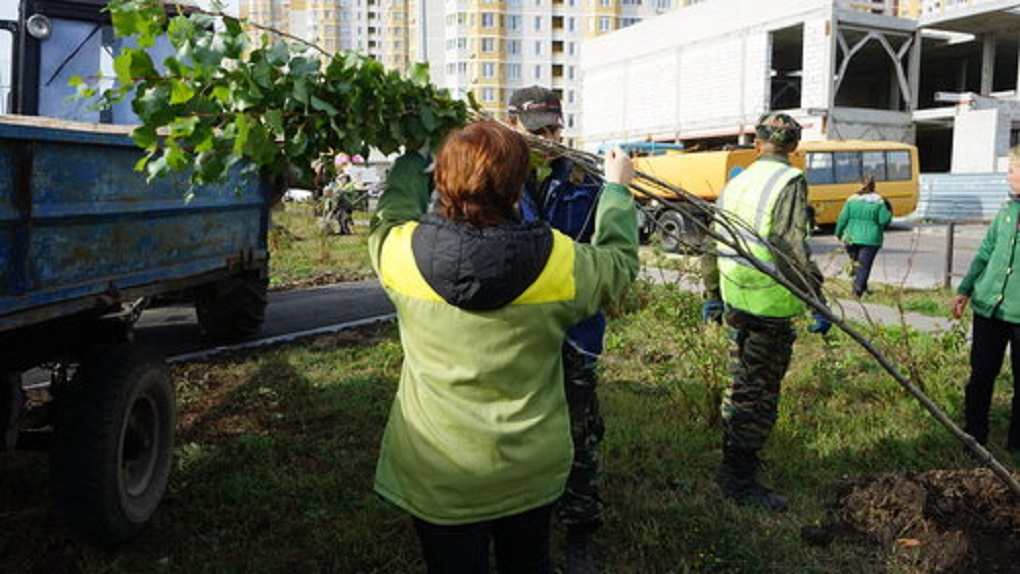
[508,86,563,132]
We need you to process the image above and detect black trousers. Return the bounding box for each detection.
[964,313,1020,449]
[845,243,879,297]
[412,504,554,574]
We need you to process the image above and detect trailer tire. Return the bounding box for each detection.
[658,210,693,253]
[194,271,268,340]
[51,344,174,548]
[1,372,22,450]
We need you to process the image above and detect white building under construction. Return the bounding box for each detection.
[581,0,1020,173]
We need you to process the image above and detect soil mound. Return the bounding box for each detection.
[821,469,1020,573]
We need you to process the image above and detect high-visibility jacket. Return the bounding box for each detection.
[717,160,805,318]
[367,152,639,525]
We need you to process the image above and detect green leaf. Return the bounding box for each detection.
[170,79,196,105]
[168,115,201,138]
[310,95,338,115]
[130,125,158,149]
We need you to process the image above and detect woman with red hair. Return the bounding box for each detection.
[368,121,638,573]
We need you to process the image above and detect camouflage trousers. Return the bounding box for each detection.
[557,345,605,529]
[720,308,797,452]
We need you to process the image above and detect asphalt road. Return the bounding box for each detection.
[135,280,395,360]
[811,220,985,290]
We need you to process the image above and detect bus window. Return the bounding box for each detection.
[806,152,834,185]
[886,150,911,181]
[862,151,886,181]
[834,151,861,183]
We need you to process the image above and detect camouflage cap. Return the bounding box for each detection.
[755,113,802,146]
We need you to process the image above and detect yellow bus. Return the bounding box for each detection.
[630,140,920,250]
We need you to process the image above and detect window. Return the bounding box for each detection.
[622,17,640,27]
[655,0,671,9]
[803,150,860,184]
[482,38,495,52]
[457,37,467,49]
[535,16,542,31]
[535,41,543,55]
[534,65,542,79]
[508,63,522,80]
[507,40,521,55]
[598,17,612,32]
[834,152,861,184]
[482,88,495,102]
[886,151,912,181]
[482,13,495,27]
[508,15,522,30]
[862,151,886,181]
[806,152,834,185]
[567,17,575,32]
[482,63,495,78]
[600,0,611,6]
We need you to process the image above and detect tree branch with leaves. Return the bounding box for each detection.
[85,0,472,192]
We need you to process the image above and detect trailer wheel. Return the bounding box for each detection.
[194,270,268,340]
[1,372,22,450]
[657,210,690,253]
[51,344,175,548]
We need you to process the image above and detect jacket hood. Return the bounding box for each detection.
[849,191,885,203]
[412,213,554,311]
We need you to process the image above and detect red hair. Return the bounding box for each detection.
[434,121,530,227]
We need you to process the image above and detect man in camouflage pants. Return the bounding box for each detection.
[509,85,606,574]
[704,113,829,511]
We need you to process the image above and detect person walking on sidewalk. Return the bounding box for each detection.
[951,144,1020,459]
[834,175,892,298]
[369,121,638,574]
[508,85,607,574]
[704,113,828,511]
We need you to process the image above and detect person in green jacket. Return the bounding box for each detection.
[951,144,1020,459]
[834,175,893,297]
[368,120,639,574]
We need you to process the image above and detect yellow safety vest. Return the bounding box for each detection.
[717,160,805,318]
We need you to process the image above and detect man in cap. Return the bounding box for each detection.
[509,86,606,574]
[704,112,829,511]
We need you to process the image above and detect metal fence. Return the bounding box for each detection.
[907,173,1011,223]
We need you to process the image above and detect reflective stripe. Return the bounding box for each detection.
[380,222,576,305]
[753,166,799,229]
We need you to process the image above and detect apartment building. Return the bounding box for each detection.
[241,0,411,70]
[240,0,703,142]
[582,0,1020,172]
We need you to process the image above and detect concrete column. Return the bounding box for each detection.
[981,33,995,95]
[1016,32,1020,99]
[908,31,921,112]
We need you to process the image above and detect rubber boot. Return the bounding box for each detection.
[565,525,598,574]
[716,446,788,512]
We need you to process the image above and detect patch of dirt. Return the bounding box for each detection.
[817,469,1020,573]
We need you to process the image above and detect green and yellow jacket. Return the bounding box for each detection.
[368,152,638,525]
[958,198,1020,324]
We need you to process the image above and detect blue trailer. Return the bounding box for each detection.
[0,0,273,546]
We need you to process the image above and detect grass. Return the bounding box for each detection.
[2,212,1015,573]
[267,202,375,288]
